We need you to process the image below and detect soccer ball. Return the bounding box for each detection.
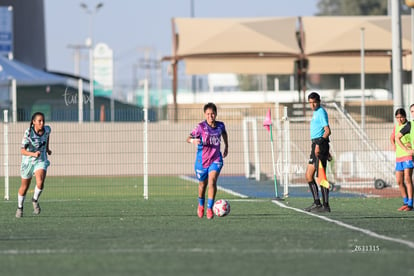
[213,199,230,217]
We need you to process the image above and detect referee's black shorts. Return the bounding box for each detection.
[308,137,330,167]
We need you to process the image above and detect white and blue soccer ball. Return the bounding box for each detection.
[213,199,230,217]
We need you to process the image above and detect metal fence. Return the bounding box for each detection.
[1,102,399,200]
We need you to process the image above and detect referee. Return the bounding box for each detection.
[304,92,331,213]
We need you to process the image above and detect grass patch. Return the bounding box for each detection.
[0,178,413,275]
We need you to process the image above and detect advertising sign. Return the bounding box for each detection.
[0,6,13,58]
[93,43,113,96]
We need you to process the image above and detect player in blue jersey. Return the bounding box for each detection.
[187,103,228,219]
[16,112,52,218]
[304,92,332,213]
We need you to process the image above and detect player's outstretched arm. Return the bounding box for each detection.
[222,130,228,158]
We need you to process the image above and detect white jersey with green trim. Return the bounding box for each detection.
[21,126,51,164]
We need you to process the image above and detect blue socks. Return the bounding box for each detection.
[403,197,408,205]
[207,198,214,209]
[198,197,214,209]
[198,197,205,207]
[403,197,413,207]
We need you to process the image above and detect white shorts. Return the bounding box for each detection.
[21,160,50,179]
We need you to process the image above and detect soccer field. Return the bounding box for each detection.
[1,176,413,276]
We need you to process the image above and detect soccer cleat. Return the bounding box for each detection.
[15,207,23,218]
[304,203,322,212]
[32,198,41,215]
[311,205,331,213]
[197,205,204,218]
[322,205,331,213]
[206,208,214,219]
[398,205,409,211]
[404,206,413,211]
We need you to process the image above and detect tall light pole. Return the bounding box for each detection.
[190,0,197,102]
[80,2,104,122]
[405,1,414,108]
[360,28,366,132]
[391,0,403,111]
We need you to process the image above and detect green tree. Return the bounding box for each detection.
[316,0,410,15]
[239,1,411,93]
[312,0,410,91]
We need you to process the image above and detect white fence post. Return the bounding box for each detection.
[78,79,83,123]
[282,107,290,197]
[3,110,9,200]
[11,79,16,123]
[142,79,149,200]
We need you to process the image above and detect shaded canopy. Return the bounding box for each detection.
[169,15,412,75]
[303,16,412,74]
[0,55,66,86]
[174,17,298,74]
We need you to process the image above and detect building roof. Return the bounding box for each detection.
[0,55,66,86]
[169,15,412,75]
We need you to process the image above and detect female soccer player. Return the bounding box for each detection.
[187,103,228,219]
[16,112,52,218]
[393,107,413,211]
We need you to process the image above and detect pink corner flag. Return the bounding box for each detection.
[263,108,272,132]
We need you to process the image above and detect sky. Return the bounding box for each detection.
[44,0,319,92]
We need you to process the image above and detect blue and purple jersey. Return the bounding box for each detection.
[190,120,227,168]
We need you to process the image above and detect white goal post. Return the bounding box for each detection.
[242,117,260,181]
[242,106,290,198]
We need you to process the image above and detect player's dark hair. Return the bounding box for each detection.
[395,108,406,118]
[29,112,45,129]
[204,102,217,114]
[307,92,321,102]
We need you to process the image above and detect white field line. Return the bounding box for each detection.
[179,175,249,198]
[0,247,363,255]
[4,177,411,254]
[2,198,82,203]
[272,200,414,250]
[182,175,413,250]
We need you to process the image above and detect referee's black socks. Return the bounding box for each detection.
[308,180,321,205]
[321,186,330,207]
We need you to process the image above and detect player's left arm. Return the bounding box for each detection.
[396,122,412,155]
[321,109,331,140]
[315,125,330,157]
[396,133,412,155]
[322,125,331,139]
[46,137,52,155]
[46,127,52,155]
[222,129,228,158]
